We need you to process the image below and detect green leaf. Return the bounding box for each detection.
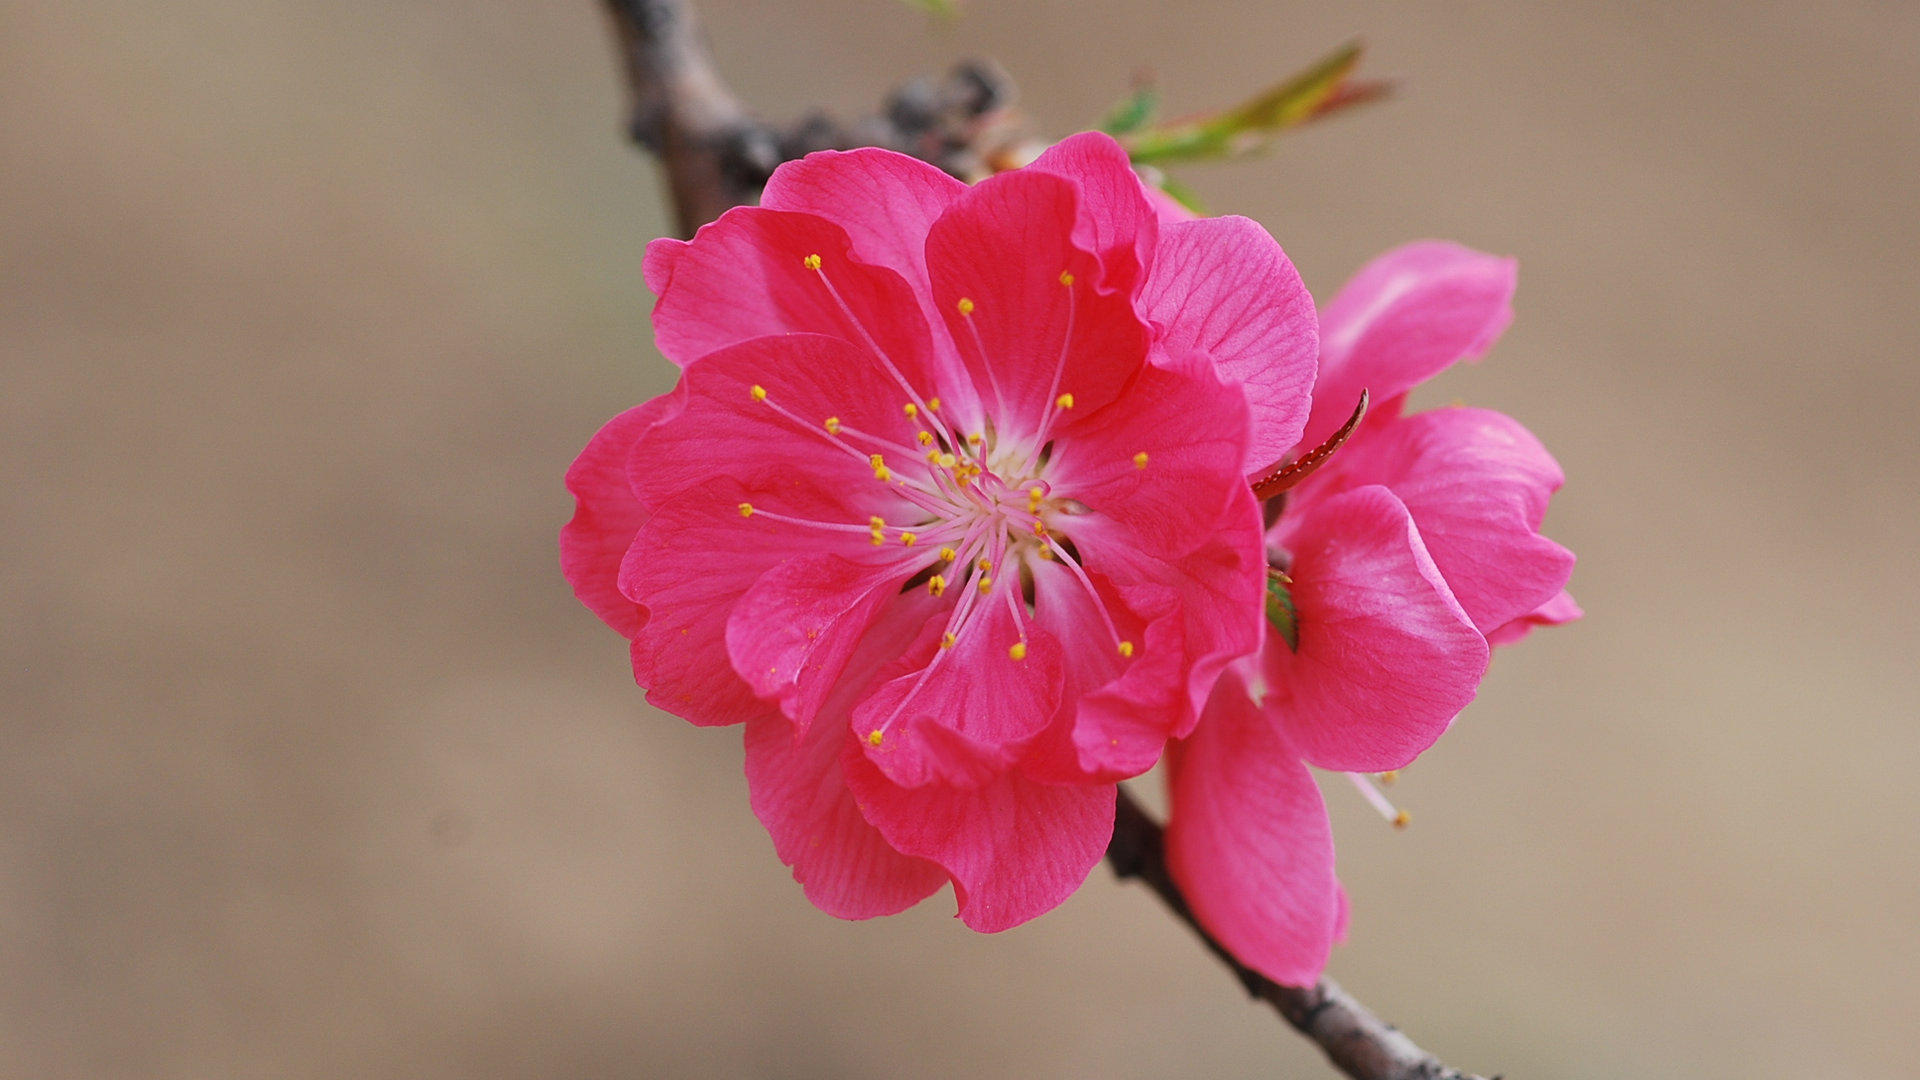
[1117,41,1385,166]
[1265,572,1300,653]
[1099,83,1160,136]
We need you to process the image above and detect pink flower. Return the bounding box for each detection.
[1164,241,1580,985]
[563,133,1318,930]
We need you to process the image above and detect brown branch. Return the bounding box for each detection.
[1108,787,1493,1080]
[602,0,1017,236]
[598,6,1492,1078]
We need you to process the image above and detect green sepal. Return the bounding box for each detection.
[1117,41,1379,165]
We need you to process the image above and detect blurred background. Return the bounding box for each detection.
[3,2,1916,1077]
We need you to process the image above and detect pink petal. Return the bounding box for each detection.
[742,593,949,920]
[1166,672,1339,987]
[1025,131,1159,295]
[759,148,965,298]
[841,743,1116,933]
[628,332,924,515]
[852,583,1065,789]
[1140,215,1319,473]
[1030,485,1265,781]
[1302,407,1575,633]
[727,553,910,732]
[1048,350,1251,563]
[1267,485,1488,773]
[620,473,875,727]
[925,168,1151,439]
[1485,588,1583,646]
[1142,183,1199,227]
[560,399,673,637]
[644,205,950,405]
[1301,241,1517,451]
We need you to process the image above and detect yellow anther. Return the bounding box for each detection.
[1378,770,1400,786]
[1037,546,1055,560]
[1029,485,1045,502]
[976,576,993,594]
[917,431,935,446]
[928,397,941,411]
[873,465,891,481]
[904,402,918,418]
[900,532,918,546]
[867,729,883,746]
[967,432,984,444]
[738,502,754,517]
[1118,640,1135,658]
[936,452,957,469]
[938,546,957,562]
[940,632,956,650]
[1008,641,1028,661]
[824,416,841,434]
[1133,451,1150,469]
[803,253,822,271]
[869,516,885,529]
[976,557,992,573]
[870,532,885,546]
[956,297,975,316]
[1032,520,1048,537]
[1392,810,1412,830]
[1055,393,1075,410]
[750,384,768,402]
[1059,270,1075,287]
[927,575,946,597]
[870,453,885,468]
[927,448,942,464]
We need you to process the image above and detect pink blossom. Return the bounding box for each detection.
[563,133,1317,929]
[1165,241,1579,985]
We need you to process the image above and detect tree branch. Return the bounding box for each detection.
[1107,787,1492,1080]
[602,0,1016,237]
[597,6,1493,1078]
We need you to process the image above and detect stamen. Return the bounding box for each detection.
[750,384,767,402]
[938,546,957,562]
[904,402,918,418]
[1347,772,1411,829]
[803,253,822,271]
[1133,451,1149,469]
[1058,271,1074,287]
[956,297,975,316]
[1117,640,1134,657]
[976,576,993,594]
[866,728,883,746]
[928,397,941,412]
[807,262,955,444]
[1040,534,1127,652]
[1055,393,1074,410]
[737,502,754,517]
[917,431,935,446]
[824,416,841,434]
[927,575,946,597]
[900,532,918,546]
[1008,641,1027,661]
[940,632,956,649]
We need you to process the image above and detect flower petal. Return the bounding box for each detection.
[853,582,1065,789]
[842,743,1115,933]
[1301,241,1517,451]
[743,593,949,919]
[621,472,873,727]
[1048,349,1251,563]
[629,332,924,515]
[1030,485,1265,781]
[1141,215,1318,472]
[926,168,1151,440]
[727,553,911,732]
[1025,131,1158,295]
[1267,485,1488,772]
[759,148,966,299]
[1166,672,1339,987]
[1301,407,1574,633]
[644,206,949,406]
[1486,588,1583,646]
[561,399,674,637]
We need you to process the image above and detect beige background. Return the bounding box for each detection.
[4,2,1917,1077]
